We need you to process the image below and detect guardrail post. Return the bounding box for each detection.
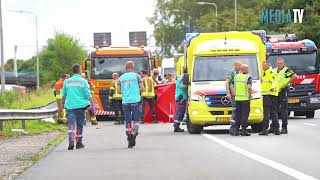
[22,120,26,129]
[0,121,3,131]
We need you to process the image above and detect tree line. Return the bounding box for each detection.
[148,0,320,55]
[4,32,86,84]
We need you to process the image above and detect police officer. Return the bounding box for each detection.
[109,72,124,125]
[81,73,98,125]
[259,61,280,135]
[233,64,252,136]
[54,74,69,124]
[269,58,296,134]
[140,70,158,124]
[225,61,242,136]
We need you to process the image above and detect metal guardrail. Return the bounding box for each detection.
[0,108,58,120]
[0,103,58,130]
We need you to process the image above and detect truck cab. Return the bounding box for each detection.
[83,46,155,119]
[266,34,320,118]
[185,31,265,134]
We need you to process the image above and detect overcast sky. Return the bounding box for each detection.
[2,0,156,61]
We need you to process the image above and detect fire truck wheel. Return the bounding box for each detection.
[306,111,315,119]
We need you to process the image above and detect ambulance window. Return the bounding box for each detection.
[193,55,259,82]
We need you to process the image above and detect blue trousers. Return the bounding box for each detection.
[122,102,141,136]
[67,108,85,144]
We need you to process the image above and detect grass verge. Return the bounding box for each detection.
[0,120,67,138]
[14,132,67,178]
[0,84,62,138]
[0,85,55,109]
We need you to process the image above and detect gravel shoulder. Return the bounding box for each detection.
[0,132,64,180]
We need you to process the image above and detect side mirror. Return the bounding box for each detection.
[84,58,91,79]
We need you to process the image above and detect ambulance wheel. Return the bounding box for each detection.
[186,116,203,134]
[306,111,315,119]
[251,123,263,133]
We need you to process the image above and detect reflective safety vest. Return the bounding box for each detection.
[55,79,64,100]
[110,79,122,100]
[275,67,291,92]
[141,77,156,98]
[234,73,250,101]
[88,81,95,94]
[261,67,278,96]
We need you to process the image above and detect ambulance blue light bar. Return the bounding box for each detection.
[266,43,272,49]
[303,41,315,47]
[185,33,200,46]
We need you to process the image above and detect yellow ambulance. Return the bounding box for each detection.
[185,31,265,134]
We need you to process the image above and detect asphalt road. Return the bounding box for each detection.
[17,111,320,180]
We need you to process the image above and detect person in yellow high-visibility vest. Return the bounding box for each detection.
[269,58,296,134]
[54,74,69,124]
[232,64,252,136]
[259,60,280,136]
[81,73,98,125]
[140,70,158,123]
[109,72,124,125]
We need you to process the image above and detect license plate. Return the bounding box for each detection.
[96,81,111,88]
[216,117,230,123]
[288,99,300,104]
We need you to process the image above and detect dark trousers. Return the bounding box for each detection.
[141,97,158,123]
[235,100,250,129]
[278,90,288,129]
[112,99,123,121]
[262,95,279,130]
[174,100,187,128]
[230,98,236,129]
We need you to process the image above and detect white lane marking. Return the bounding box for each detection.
[304,123,318,127]
[202,134,318,180]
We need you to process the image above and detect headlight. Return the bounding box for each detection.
[190,94,202,101]
[251,92,261,100]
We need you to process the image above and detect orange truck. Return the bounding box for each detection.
[82,46,157,120]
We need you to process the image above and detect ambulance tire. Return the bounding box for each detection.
[186,116,203,134]
[306,111,315,119]
[251,123,263,133]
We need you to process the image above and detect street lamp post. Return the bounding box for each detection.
[234,0,237,30]
[9,10,39,89]
[14,45,17,78]
[0,0,5,92]
[197,2,218,32]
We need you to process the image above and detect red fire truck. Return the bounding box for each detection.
[266,34,319,118]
